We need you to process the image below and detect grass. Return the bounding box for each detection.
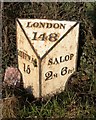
[2,2,96,119]
[2,71,96,118]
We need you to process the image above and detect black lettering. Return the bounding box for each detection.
[48,58,53,65]
[33,59,38,67]
[18,50,31,61]
[65,55,69,61]
[26,22,66,29]
[60,23,66,29]
[24,53,28,60]
[49,33,58,42]
[70,54,74,60]
[53,58,59,64]
[53,23,59,29]
[61,67,67,76]
[45,71,53,80]
[33,22,39,28]
[23,63,31,74]
[32,32,37,40]
[46,23,52,28]
[26,22,32,27]
[38,33,46,41]
[54,73,58,78]
[26,54,31,61]
[60,56,64,62]
[39,22,45,28]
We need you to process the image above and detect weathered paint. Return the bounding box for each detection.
[41,23,79,96]
[17,21,40,97]
[16,19,79,98]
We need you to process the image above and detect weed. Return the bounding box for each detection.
[2,2,96,119]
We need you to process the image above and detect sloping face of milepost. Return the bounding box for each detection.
[17,19,77,58]
[17,19,79,98]
[17,20,40,97]
[41,23,79,96]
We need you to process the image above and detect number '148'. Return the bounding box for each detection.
[32,32,59,42]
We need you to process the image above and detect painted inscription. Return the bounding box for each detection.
[48,54,74,65]
[45,53,74,81]
[26,22,67,42]
[45,67,74,81]
[18,49,37,67]
[17,19,79,97]
[31,32,60,42]
[23,63,31,74]
[26,22,66,29]
[18,48,74,79]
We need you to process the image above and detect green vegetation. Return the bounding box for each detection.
[2,2,96,119]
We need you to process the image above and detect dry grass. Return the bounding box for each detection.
[2,2,96,119]
[3,96,18,118]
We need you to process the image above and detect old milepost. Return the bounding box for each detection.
[16,19,79,98]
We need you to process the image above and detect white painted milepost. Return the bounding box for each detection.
[16,19,79,98]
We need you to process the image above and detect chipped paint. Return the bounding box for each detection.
[16,19,79,98]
